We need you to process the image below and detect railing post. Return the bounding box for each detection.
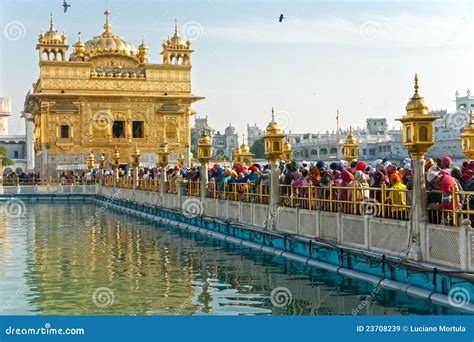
[200,163,208,215]
[459,219,471,271]
[381,183,386,218]
[113,167,118,190]
[177,180,186,210]
[268,161,281,230]
[160,167,168,195]
[409,158,429,261]
[352,182,357,214]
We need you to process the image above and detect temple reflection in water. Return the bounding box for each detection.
[0,203,450,315]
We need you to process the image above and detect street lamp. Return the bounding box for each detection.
[396,73,437,261]
[397,74,437,160]
[232,145,242,165]
[198,130,212,209]
[264,107,286,219]
[131,144,141,189]
[239,134,253,166]
[98,152,106,186]
[198,130,212,165]
[264,108,285,163]
[157,142,170,193]
[110,146,120,188]
[343,127,359,165]
[461,110,474,160]
[86,151,95,171]
[282,136,293,164]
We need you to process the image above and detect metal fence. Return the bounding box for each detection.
[279,183,412,221]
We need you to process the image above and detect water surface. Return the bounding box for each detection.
[0,202,462,315]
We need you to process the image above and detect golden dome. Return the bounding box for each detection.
[406,74,428,115]
[283,140,292,152]
[163,19,190,50]
[132,144,140,156]
[39,13,65,44]
[240,143,249,153]
[138,35,148,51]
[239,134,250,153]
[198,131,212,145]
[345,126,357,145]
[84,10,137,58]
[266,108,282,134]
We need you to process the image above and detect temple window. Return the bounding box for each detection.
[112,121,125,138]
[132,121,144,138]
[60,125,69,138]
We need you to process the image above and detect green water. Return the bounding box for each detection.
[0,202,461,315]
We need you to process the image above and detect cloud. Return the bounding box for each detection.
[203,14,473,48]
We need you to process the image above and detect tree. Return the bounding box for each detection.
[250,137,265,159]
[0,146,13,167]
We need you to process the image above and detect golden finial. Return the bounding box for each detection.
[141,34,145,44]
[103,9,112,34]
[77,31,81,42]
[349,126,353,135]
[271,107,275,121]
[174,19,179,37]
[414,73,419,97]
[50,12,55,31]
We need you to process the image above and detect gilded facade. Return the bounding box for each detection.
[24,11,204,176]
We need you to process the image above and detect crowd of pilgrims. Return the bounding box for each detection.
[3,155,472,212]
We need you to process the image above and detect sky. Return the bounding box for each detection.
[0,0,473,137]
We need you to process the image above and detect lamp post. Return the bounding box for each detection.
[198,130,212,210]
[131,144,141,190]
[86,151,95,171]
[110,147,120,189]
[396,74,437,261]
[86,151,95,185]
[157,142,170,194]
[461,110,474,160]
[178,150,185,168]
[343,127,359,165]
[232,145,242,165]
[98,152,106,186]
[239,134,253,166]
[264,107,285,226]
[282,136,293,165]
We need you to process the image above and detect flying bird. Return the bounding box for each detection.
[279,14,285,22]
[63,0,71,13]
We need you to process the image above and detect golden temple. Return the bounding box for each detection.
[23,10,204,176]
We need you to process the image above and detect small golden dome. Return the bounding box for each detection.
[345,126,357,145]
[164,19,190,49]
[84,10,137,58]
[283,140,292,152]
[40,13,64,44]
[138,35,148,50]
[132,144,140,156]
[198,131,212,145]
[266,108,282,134]
[239,134,250,153]
[240,143,249,153]
[406,74,428,115]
